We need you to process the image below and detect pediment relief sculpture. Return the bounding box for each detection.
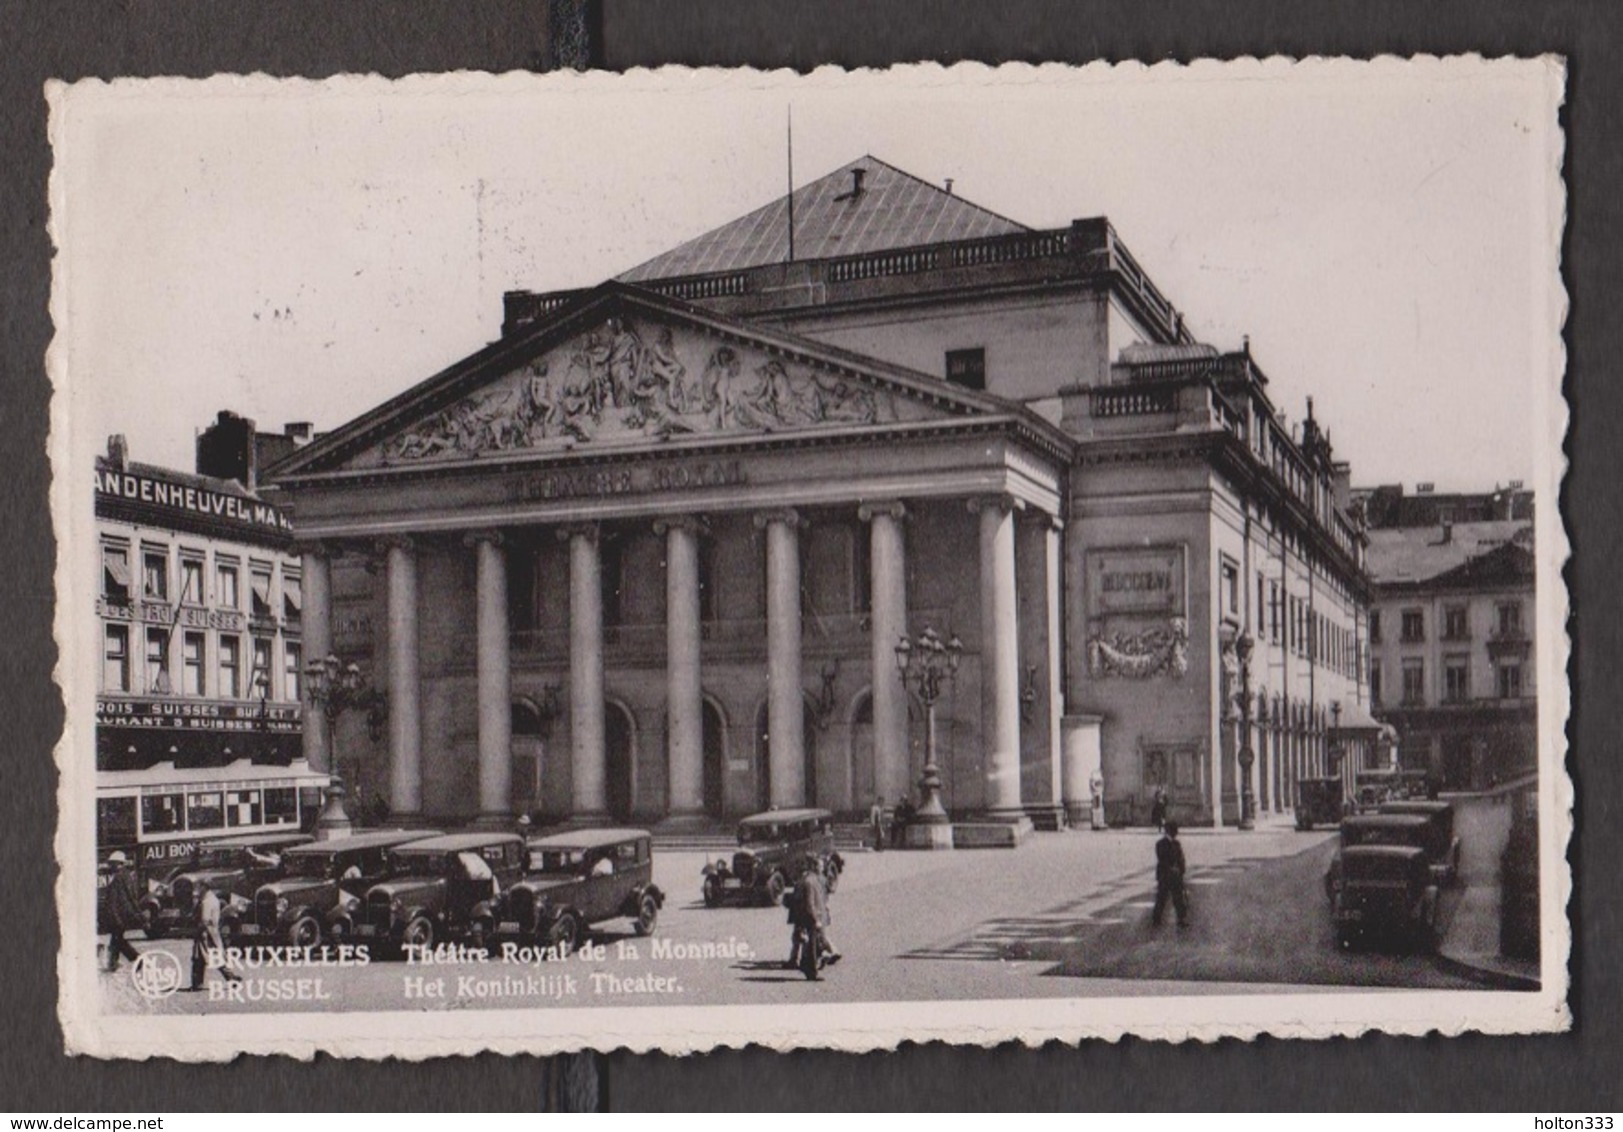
[380,317,918,464]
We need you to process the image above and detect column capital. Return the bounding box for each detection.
[967,494,1022,518]
[752,507,802,531]
[555,521,600,544]
[653,514,709,538]
[462,528,505,549]
[857,500,907,523]
[375,534,416,555]
[1020,507,1064,532]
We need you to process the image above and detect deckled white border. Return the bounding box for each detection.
[48,58,1571,1060]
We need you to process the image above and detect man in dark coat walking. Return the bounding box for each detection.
[1152,820,1189,928]
[786,859,841,980]
[100,851,144,972]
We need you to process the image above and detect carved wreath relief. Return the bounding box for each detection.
[387,317,895,461]
[1086,617,1190,680]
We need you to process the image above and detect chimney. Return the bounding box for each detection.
[943,177,955,195]
[106,434,129,470]
[285,422,313,445]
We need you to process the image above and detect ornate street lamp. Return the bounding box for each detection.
[895,626,963,844]
[303,653,388,840]
[1236,631,1256,831]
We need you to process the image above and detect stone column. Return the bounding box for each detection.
[859,500,910,804]
[971,496,1026,822]
[559,523,607,820]
[296,543,333,774]
[657,515,706,821]
[381,536,422,816]
[467,530,512,823]
[756,508,804,807]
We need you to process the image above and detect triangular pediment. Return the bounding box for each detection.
[280,285,1010,477]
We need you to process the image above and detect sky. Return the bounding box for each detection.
[51,60,1564,493]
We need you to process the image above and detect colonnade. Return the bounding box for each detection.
[297,494,1059,823]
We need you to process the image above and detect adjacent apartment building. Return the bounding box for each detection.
[94,417,324,869]
[264,156,1372,832]
[1360,483,1537,791]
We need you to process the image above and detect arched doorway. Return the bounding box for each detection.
[849,689,923,810]
[605,701,635,822]
[702,698,726,818]
[754,699,819,810]
[510,698,545,818]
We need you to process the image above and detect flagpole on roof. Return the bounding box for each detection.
[786,105,795,263]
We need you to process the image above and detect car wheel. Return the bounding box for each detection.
[765,871,787,906]
[402,915,435,952]
[701,876,722,908]
[634,893,660,936]
[547,912,581,954]
[470,917,496,956]
[287,915,322,950]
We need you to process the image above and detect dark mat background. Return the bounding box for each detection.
[2,0,1615,1111]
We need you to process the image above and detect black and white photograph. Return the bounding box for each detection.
[48,58,1568,1058]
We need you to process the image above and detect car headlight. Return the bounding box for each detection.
[340,892,359,911]
[391,898,405,918]
[148,879,168,896]
[275,897,290,916]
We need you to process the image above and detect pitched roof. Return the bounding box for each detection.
[1366,521,1533,586]
[618,156,1028,282]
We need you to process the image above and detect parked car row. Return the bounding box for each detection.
[1325,799,1462,953]
[135,827,665,959]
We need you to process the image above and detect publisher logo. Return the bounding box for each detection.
[130,950,184,999]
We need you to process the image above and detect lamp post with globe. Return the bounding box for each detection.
[894,626,962,849]
[303,654,388,840]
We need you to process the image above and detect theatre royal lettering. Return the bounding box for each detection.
[515,459,745,502]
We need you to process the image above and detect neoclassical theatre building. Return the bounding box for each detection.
[268,157,1372,831]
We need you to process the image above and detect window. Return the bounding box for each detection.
[1370,662,1383,708]
[143,549,169,602]
[1401,659,1425,706]
[283,571,302,623]
[216,562,239,610]
[1220,559,1239,617]
[1256,574,1266,635]
[181,631,206,696]
[251,637,274,701]
[944,347,986,391]
[179,556,205,606]
[1369,610,1382,644]
[144,629,170,694]
[1269,582,1281,644]
[1401,609,1425,643]
[225,789,263,828]
[284,642,302,703]
[1497,602,1523,637]
[1498,662,1524,700]
[187,791,224,831]
[103,626,130,693]
[1444,655,1469,703]
[219,636,240,699]
[97,797,138,850]
[1443,605,1469,640]
[250,565,274,620]
[263,787,299,826]
[140,792,185,835]
[102,545,131,603]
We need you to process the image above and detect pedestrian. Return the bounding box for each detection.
[891,796,916,849]
[786,859,840,979]
[869,795,887,852]
[100,851,144,973]
[1151,820,1189,929]
[186,879,242,991]
[1150,786,1169,832]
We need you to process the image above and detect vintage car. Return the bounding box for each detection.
[138,832,312,938]
[1331,844,1441,952]
[498,828,664,952]
[352,832,526,955]
[1376,800,1462,886]
[239,829,442,948]
[701,808,843,907]
[1293,777,1345,830]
